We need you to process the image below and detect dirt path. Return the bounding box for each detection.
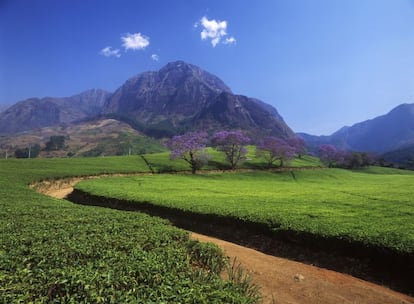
[192,233,413,304]
[34,178,414,304]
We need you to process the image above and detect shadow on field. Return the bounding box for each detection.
[67,189,414,296]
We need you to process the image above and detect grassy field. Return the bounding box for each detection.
[76,167,414,254]
[0,156,260,303]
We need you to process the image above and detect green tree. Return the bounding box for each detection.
[15,144,41,158]
[45,135,66,151]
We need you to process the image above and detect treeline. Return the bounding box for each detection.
[318,144,375,169]
[6,131,410,172]
[13,136,66,158]
[166,130,306,174]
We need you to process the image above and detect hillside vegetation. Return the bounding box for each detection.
[0,119,166,158]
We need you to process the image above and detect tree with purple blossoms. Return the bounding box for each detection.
[166,132,210,174]
[318,144,345,168]
[211,130,250,169]
[257,137,296,168]
[342,151,375,169]
[286,137,306,158]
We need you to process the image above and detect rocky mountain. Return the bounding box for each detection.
[0,104,10,113]
[299,103,414,153]
[104,61,231,116]
[0,89,111,134]
[193,92,292,138]
[0,61,293,139]
[103,61,294,138]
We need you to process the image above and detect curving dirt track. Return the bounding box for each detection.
[192,233,414,304]
[34,178,414,304]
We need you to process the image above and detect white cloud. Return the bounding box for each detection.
[151,54,159,61]
[100,46,121,58]
[121,33,150,51]
[199,16,235,47]
[223,36,236,45]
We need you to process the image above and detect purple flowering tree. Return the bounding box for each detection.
[166,132,210,174]
[286,137,306,158]
[257,137,296,168]
[342,151,375,169]
[212,130,250,169]
[318,144,345,168]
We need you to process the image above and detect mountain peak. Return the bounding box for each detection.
[103,61,292,138]
[388,103,414,116]
[103,61,233,117]
[157,61,232,94]
[162,60,192,70]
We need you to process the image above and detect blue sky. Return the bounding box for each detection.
[1,0,414,135]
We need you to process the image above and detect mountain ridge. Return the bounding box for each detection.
[299,103,414,153]
[0,89,111,134]
[0,104,10,113]
[0,61,293,139]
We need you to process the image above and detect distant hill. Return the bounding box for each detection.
[299,103,414,153]
[0,118,165,157]
[103,61,294,138]
[381,144,414,169]
[0,89,111,134]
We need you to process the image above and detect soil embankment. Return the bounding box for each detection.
[192,233,414,304]
[34,177,414,304]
